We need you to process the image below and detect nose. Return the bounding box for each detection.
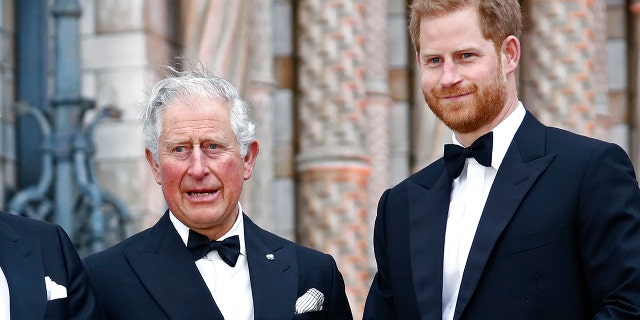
[440,60,462,87]
[188,148,208,179]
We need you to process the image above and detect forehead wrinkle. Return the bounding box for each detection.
[164,118,224,134]
[162,130,231,146]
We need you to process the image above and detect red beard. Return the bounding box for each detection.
[424,72,506,134]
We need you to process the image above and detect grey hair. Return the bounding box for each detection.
[140,66,256,161]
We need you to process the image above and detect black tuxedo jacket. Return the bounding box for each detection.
[0,212,100,319]
[364,112,640,319]
[84,212,352,319]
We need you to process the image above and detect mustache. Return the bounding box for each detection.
[430,84,477,98]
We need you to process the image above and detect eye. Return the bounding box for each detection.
[206,143,219,150]
[461,52,474,59]
[429,57,441,64]
[175,146,186,153]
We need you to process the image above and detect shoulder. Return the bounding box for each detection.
[87,212,174,263]
[0,211,57,230]
[546,126,611,149]
[520,111,621,156]
[0,211,68,241]
[85,227,151,264]
[384,158,445,195]
[245,216,336,265]
[543,127,630,166]
[291,241,334,263]
[0,213,81,271]
[283,237,339,272]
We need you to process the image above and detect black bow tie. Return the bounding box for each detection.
[444,132,493,179]
[187,230,240,267]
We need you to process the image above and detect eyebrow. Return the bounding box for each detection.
[422,45,479,55]
[163,136,230,147]
[163,138,188,145]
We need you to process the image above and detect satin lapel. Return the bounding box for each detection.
[409,167,452,320]
[244,215,297,319]
[124,213,224,320]
[454,113,555,320]
[0,217,47,319]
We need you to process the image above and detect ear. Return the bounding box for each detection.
[243,141,260,180]
[501,35,520,75]
[145,149,162,185]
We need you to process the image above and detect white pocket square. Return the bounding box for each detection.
[44,276,67,301]
[295,288,324,314]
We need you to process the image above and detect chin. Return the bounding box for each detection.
[179,212,222,226]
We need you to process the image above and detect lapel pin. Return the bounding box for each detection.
[266,253,275,260]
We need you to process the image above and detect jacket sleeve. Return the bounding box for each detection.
[363,189,397,319]
[55,225,104,320]
[326,254,354,320]
[579,143,640,319]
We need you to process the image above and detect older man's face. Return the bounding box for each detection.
[146,96,258,239]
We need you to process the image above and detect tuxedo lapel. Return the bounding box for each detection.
[0,216,47,319]
[454,113,555,320]
[125,212,224,320]
[244,215,298,319]
[408,162,451,320]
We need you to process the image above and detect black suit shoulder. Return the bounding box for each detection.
[0,212,77,263]
[246,215,336,264]
[545,125,619,151]
[0,211,63,237]
[85,226,152,263]
[384,158,447,195]
[533,124,636,182]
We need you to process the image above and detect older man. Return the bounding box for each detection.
[84,66,352,320]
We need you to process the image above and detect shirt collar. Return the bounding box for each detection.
[169,203,246,256]
[451,101,526,170]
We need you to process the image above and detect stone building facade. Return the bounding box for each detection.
[0,0,636,317]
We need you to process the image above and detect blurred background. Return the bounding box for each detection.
[0,0,635,317]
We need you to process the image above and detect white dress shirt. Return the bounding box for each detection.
[170,203,254,320]
[0,266,9,320]
[442,103,526,320]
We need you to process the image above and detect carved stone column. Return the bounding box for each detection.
[296,0,370,316]
[520,0,609,137]
[241,0,276,230]
[363,0,390,273]
[181,0,251,88]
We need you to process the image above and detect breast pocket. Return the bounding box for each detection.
[293,311,324,320]
[44,298,68,319]
[503,225,567,256]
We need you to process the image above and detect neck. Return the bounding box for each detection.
[190,211,239,240]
